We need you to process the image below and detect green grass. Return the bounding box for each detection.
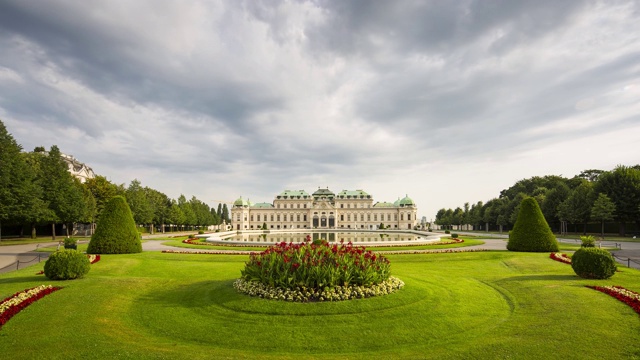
[2,251,640,359]
[0,237,90,246]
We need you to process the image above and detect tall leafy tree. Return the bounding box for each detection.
[591,193,616,238]
[541,183,570,231]
[40,146,86,238]
[126,179,154,229]
[557,181,594,234]
[84,175,124,218]
[595,165,640,236]
[178,194,196,230]
[222,204,230,224]
[146,187,170,233]
[167,200,185,232]
[0,120,46,240]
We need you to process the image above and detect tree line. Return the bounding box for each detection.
[434,166,640,236]
[0,119,230,240]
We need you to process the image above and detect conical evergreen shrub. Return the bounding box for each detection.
[507,197,559,252]
[87,195,142,254]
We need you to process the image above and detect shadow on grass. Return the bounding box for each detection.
[501,274,578,282]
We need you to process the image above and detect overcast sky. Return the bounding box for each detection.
[1,0,639,219]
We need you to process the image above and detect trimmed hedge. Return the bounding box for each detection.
[507,197,559,252]
[571,247,617,279]
[44,249,90,280]
[87,195,142,254]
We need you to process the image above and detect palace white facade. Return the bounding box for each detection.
[61,153,95,183]
[231,188,418,230]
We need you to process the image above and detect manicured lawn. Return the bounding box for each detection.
[1,251,640,359]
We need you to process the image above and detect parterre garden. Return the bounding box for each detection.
[2,197,640,359]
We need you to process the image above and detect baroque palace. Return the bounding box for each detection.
[231,188,417,230]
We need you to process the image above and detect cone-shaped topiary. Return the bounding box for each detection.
[507,197,559,252]
[87,195,142,254]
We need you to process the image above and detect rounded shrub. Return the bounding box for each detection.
[44,249,90,280]
[451,233,459,239]
[87,195,142,254]
[507,197,559,252]
[571,247,617,279]
[444,230,450,234]
[63,237,78,250]
[236,241,403,302]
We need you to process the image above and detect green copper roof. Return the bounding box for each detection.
[312,188,335,197]
[336,189,370,199]
[277,190,310,199]
[233,196,249,207]
[251,202,274,208]
[399,195,415,206]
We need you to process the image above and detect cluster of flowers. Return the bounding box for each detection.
[241,238,392,290]
[376,248,488,255]
[587,285,640,315]
[0,285,62,328]
[162,249,254,255]
[87,254,101,264]
[233,276,405,302]
[550,253,571,264]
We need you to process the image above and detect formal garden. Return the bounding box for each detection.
[1,197,640,359]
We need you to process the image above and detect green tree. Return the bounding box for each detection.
[507,197,559,252]
[222,204,230,224]
[40,146,86,239]
[147,188,170,233]
[541,183,570,231]
[591,193,616,238]
[595,165,640,236]
[87,195,142,254]
[0,121,47,240]
[126,179,153,229]
[167,200,185,232]
[557,181,594,234]
[178,195,196,231]
[84,175,124,219]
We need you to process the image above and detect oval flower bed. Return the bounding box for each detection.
[183,237,464,247]
[1,285,62,328]
[234,240,404,302]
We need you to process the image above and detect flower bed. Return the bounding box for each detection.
[550,252,571,264]
[0,285,62,328]
[87,254,101,264]
[163,249,256,255]
[233,276,404,302]
[234,240,405,302]
[587,285,640,315]
[162,248,487,256]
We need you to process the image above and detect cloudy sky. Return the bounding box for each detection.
[1,0,639,219]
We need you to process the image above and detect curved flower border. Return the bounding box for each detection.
[587,285,640,315]
[233,276,405,302]
[182,238,464,248]
[163,248,488,256]
[0,285,62,328]
[550,252,571,264]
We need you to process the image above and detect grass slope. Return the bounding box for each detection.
[1,251,640,359]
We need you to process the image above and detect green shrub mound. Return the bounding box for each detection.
[44,249,90,280]
[507,197,559,252]
[87,195,142,254]
[580,235,596,248]
[238,241,403,302]
[571,247,617,279]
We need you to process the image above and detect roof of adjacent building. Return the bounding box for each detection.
[276,190,311,200]
[233,196,250,207]
[336,189,370,199]
[312,188,335,197]
[399,195,415,207]
[251,202,274,208]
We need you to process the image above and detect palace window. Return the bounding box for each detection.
[277,215,281,221]
[347,214,351,221]
[360,214,364,221]
[250,215,253,221]
[407,214,411,221]
[304,215,307,221]
[374,214,377,221]
[297,214,300,221]
[341,204,344,208]
[283,214,287,221]
[394,214,397,221]
[257,214,261,221]
[270,215,274,221]
[400,214,404,221]
[367,214,371,221]
[304,204,307,208]
[340,215,344,221]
